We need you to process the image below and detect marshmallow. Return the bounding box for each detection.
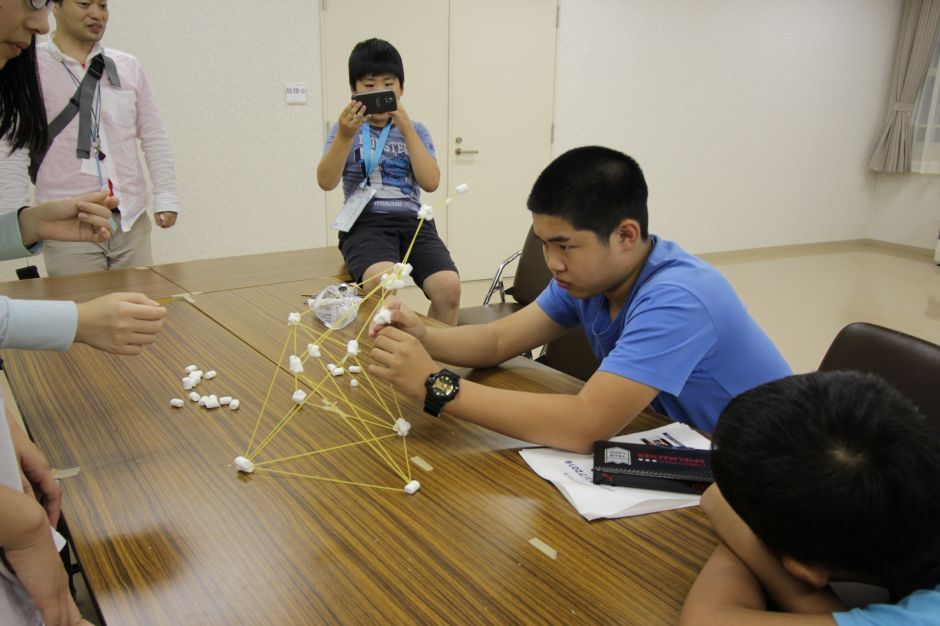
[229,399,240,410]
[198,395,208,406]
[288,355,304,374]
[205,395,221,409]
[307,343,320,358]
[170,398,184,408]
[347,340,359,356]
[393,418,411,437]
[184,364,198,373]
[220,396,232,405]
[188,391,201,402]
[204,370,217,380]
[417,204,434,221]
[455,182,469,195]
[331,367,345,377]
[348,365,362,374]
[350,379,359,387]
[190,370,203,380]
[287,312,301,325]
[182,377,195,390]
[306,297,317,309]
[373,307,392,325]
[404,480,421,495]
[326,362,336,372]
[234,456,255,473]
[395,262,413,277]
[292,389,307,404]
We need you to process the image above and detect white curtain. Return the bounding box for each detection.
[912,32,940,173]
[869,0,940,173]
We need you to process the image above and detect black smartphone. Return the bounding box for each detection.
[351,89,397,114]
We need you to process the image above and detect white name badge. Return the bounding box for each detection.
[332,185,376,232]
[79,157,100,177]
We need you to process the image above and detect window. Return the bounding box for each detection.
[912,32,940,174]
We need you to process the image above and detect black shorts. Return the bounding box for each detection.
[338,211,458,288]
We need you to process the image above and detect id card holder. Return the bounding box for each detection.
[332,183,376,232]
[79,157,99,177]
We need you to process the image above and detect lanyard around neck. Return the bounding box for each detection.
[361,123,392,182]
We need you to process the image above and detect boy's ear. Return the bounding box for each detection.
[613,219,641,248]
[782,556,831,589]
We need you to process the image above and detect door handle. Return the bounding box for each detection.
[455,147,479,155]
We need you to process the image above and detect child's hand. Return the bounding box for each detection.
[369,326,437,400]
[390,102,413,132]
[369,296,426,341]
[337,101,366,138]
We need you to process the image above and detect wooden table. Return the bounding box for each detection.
[0,267,184,301]
[149,248,349,294]
[2,268,717,625]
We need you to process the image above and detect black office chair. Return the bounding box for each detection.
[458,227,600,381]
[818,322,940,432]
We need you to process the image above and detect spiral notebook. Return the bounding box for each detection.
[592,440,713,494]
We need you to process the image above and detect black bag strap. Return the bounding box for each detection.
[28,53,121,183]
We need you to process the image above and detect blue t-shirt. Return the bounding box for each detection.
[833,584,940,625]
[535,236,791,432]
[323,121,436,215]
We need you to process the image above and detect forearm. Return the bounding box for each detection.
[317,137,354,190]
[422,323,517,368]
[0,297,78,351]
[702,487,845,614]
[401,127,439,192]
[444,381,635,452]
[0,210,39,259]
[0,485,48,550]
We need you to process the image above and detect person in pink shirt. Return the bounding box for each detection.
[0,0,183,276]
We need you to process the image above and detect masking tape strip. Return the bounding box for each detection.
[52,467,81,480]
[410,456,433,472]
[528,537,558,560]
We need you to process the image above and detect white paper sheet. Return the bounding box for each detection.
[519,422,711,521]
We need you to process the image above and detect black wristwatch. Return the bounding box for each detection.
[423,368,461,417]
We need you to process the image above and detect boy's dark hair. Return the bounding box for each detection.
[712,371,940,584]
[348,38,404,90]
[0,40,48,154]
[527,146,648,241]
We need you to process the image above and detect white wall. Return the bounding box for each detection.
[4,1,931,282]
[0,0,325,280]
[869,173,940,250]
[554,0,903,254]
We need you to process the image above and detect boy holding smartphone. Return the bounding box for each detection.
[317,38,461,325]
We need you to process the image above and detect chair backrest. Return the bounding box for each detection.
[536,327,601,382]
[507,226,553,306]
[818,322,940,432]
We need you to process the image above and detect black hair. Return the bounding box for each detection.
[0,39,48,154]
[527,146,648,241]
[348,38,404,90]
[712,371,940,584]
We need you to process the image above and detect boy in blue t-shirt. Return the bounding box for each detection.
[367,146,789,452]
[681,371,940,625]
[317,38,460,325]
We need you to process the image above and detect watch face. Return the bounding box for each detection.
[431,377,456,398]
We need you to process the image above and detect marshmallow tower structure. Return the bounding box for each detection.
[231,184,469,494]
